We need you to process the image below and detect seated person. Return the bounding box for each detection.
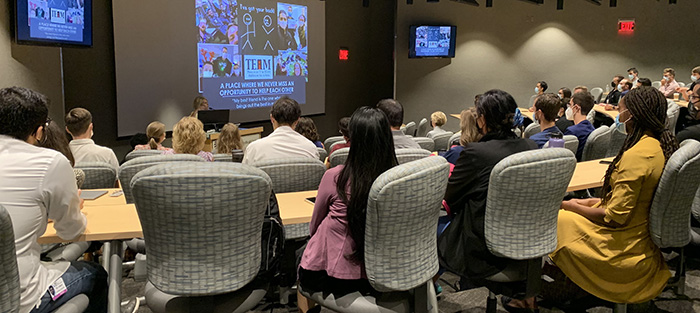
[295,117,324,148]
[528,81,548,110]
[427,111,448,137]
[564,91,596,160]
[573,85,588,94]
[628,67,640,86]
[189,96,209,118]
[376,99,421,149]
[134,121,172,151]
[530,94,564,148]
[676,83,700,143]
[557,87,572,101]
[637,77,652,88]
[329,117,351,155]
[65,107,119,171]
[216,122,243,154]
[675,66,700,101]
[0,87,107,313]
[243,97,319,164]
[603,75,625,105]
[658,67,680,99]
[162,117,213,161]
[618,79,633,99]
[556,96,574,133]
[41,120,76,167]
[438,89,537,283]
[298,106,398,297]
[441,108,481,165]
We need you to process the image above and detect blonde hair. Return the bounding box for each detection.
[459,108,482,146]
[217,123,243,154]
[172,117,206,155]
[431,111,447,127]
[193,96,208,111]
[146,121,166,150]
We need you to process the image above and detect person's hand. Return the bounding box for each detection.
[576,198,600,207]
[661,78,667,86]
[528,107,535,112]
[78,190,85,211]
[560,200,575,211]
[605,104,614,110]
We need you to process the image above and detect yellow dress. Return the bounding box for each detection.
[550,135,670,303]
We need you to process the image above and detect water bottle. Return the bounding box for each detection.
[548,132,565,148]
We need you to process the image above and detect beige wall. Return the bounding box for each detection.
[0,0,64,124]
[396,1,700,132]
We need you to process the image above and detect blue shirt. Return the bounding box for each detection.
[440,145,464,165]
[564,120,595,160]
[529,126,562,148]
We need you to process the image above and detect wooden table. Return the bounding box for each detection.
[567,157,612,192]
[452,108,535,121]
[82,189,126,207]
[593,104,620,120]
[676,100,689,108]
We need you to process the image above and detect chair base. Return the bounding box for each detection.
[298,281,437,313]
[144,281,267,313]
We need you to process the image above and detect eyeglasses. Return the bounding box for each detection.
[45,117,52,128]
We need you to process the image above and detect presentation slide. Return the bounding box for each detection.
[197,0,308,111]
[20,0,87,44]
[414,26,452,57]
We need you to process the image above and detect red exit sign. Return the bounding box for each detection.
[618,19,635,33]
[339,48,349,61]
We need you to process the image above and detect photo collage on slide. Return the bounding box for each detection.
[415,26,451,56]
[27,0,85,40]
[197,0,308,109]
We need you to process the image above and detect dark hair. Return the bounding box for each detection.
[337,106,398,263]
[571,91,594,115]
[130,133,149,149]
[614,75,625,86]
[638,78,652,87]
[0,87,49,141]
[294,117,320,142]
[663,68,676,77]
[534,93,561,122]
[559,87,572,99]
[537,81,548,92]
[376,99,404,128]
[270,96,301,126]
[628,67,638,75]
[65,107,92,136]
[338,117,350,138]
[623,80,634,89]
[474,94,482,105]
[475,89,518,137]
[40,120,75,166]
[693,66,700,75]
[601,87,678,201]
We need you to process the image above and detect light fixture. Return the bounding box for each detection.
[557,0,563,9]
[584,0,602,5]
[518,0,544,4]
[449,0,480,6]
[610,0,617,7]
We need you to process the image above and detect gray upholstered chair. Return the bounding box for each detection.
[482,149,576,313]
[0,205,89,313]
[666,99,680,135]
[527,95,538,109]
[522,122,540,139]
[590,87,604,103]
[607,126,626,157]
[318,147,328,162]
[652,81,662,89]
[74,162,117,189]
[251,157,325,193]
[329,140,347,154]
[586,108,596,124]
[448,132,461,147]
[428,131,454,151]
[131,163,270,313]
[581,126,611,161]
[300,157,450,313]
[124,149,163,162]
[324,136,345,154]
[395,149,431,165]
[73,168,86,189]
[213,153,234,162]
[543,135,579,156]
[329,147,350,168]
[411,137,435,151]
[403,121,417,137]
[118,154,205,204]
[416,118,430,137]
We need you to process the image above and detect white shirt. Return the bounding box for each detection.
[0,136,86,313]
[427,126,448,138]
[242,126,320,164]
[69,138,119,171]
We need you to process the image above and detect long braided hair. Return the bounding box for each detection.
[600,87,679,202]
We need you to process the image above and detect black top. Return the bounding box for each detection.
[555,117,575,133]
[604,89,621,105]
[438,131,537,280]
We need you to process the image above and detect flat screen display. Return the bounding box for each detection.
[409,25,456,58]
[15,0,92,47]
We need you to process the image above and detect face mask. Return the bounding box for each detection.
[692,75,698,82]
[565,107,574,120]
[611,81,616,88]
[557,93,563,99]
[663,76,670,81]
[628,74,635,80]
[615,110,631,135]
[535,87,540,94]
[203,70,213,78]
[617,84,623,92]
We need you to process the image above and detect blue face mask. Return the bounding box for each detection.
[628,74,635,80]
[617,84,623,92]
[535,87,540,94]
[615,110,630,135]
[692,75,698,82]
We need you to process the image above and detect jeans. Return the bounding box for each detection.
[30,261,108,313]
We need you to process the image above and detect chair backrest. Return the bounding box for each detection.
[416,118,430,137]
[448,132,461,147]
[404,121,417,137]
[666,99,680,134]
[411,137,435,151]
[131,162,270,295]
[649,140,700,248]
[652,81,662,89]
[606,126,627,157]
[395,149,431,164]
[251,157,326,192]
[213,153,233,162]
[74,162,117,189]
[119,154,205,203]
[522,122,540,139]
[581,126,611,161]
[528,94,538,108]
[586,108,596,124]
[678,82,686,88]
[124,149,163,162]
[0,205,20,313]
[429,131,454,151]
[365,157,450,292]
[328,140,347,154]
[317,147,328,162]
[485,149,576,259]
[232,149,244,163]
[329,147,349,168]
[590,87,604,103]
[323,136,345,154]
[691,187,700,222]
[562,135,580,156]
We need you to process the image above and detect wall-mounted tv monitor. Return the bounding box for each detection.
[14,0,93,47]
[409,25,456,58]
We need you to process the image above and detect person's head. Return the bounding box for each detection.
[535,81,548,95]
[637,78,652,87]
[376,99,404,130]
[198,19,207,32]
[65,107,92,139]
[628,67,639,79]
[278,10,288,30]
[690,84,700,109]
[298,14,306,27]
[474,94,482,105]
[217,122,242,154]
[130,133,149,150]
[202,62,214,78]
[602,86,678,199]
[0,87,49,144]
[145,121,166,149]
[567,91,594,121]
[40,120,75,166]
[430,111,447,128]
[294,117,320,143]
[691,66,700,83]
[270,96,301,128]
[337,106,397,263]
[558,87,572,100]
[338,117,350,141]
[612,75,625,88]
[663,68,676,82]
[221,47,228,60]
[227,24,238,45]
[534,93,561,123]
[573,86,588,94]
[294,62,302,76]
[193,96,209,111]
[172,116,206,155]
[459,108,482,146]
[474,89,519,136]
[618,78,633,91]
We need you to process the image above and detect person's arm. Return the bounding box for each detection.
[561,199,613,225]
[44,157,87,240]
[309,170,337,236]
[444,148,480,215]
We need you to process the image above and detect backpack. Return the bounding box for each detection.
[257,189,285,280]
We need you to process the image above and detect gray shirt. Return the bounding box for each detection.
[392,130,421,149]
